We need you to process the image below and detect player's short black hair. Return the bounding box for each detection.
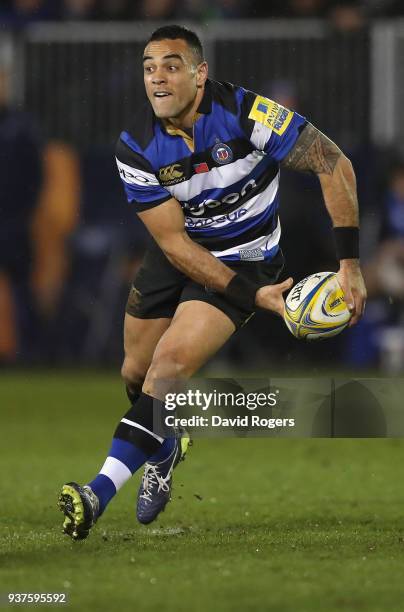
[146,25,204,65]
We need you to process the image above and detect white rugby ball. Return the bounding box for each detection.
[284,271,351,340]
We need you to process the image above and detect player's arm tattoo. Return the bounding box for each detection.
[282,122,359,228]
[281,123,342,175]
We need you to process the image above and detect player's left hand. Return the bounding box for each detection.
[337,260,367,326]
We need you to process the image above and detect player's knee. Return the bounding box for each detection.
[148,347,190,380]
[143,346,191,396]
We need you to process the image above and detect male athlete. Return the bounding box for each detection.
[58,25,366,540]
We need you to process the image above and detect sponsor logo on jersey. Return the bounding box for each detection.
[193,162,209,174]
[211,142,233,165]
[257,102,269,113]
[183,178,257,217]
[118,167,154,184]
[116,159,159,185]
[249,95,294,136]
[185,208,248,229]
[239,248,265,261]
[159,163,185,186]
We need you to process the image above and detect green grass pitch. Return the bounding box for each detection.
[1,372,404,611]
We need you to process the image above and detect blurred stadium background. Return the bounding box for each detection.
[1,0,404,374]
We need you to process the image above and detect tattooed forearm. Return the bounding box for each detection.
[282,123,342,175]
[281,122,359,227]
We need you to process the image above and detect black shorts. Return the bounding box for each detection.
[126,241,285,329]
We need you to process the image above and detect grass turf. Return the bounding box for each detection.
[1,372,404,611]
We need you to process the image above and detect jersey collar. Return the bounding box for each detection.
[158,80,212,152]
[196,78,212,114]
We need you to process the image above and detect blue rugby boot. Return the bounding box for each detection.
[136,430,191,525]
[58,482,99,541]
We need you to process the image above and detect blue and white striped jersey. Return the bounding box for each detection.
[115,79,306,262]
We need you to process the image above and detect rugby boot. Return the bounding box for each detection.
[58,482,99,541]
[136,429,191,524]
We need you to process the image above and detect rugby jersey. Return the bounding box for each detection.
[115,79,306,262]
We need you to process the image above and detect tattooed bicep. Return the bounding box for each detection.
[281,123,342,175]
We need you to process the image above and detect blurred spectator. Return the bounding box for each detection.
[133,0,249,20]
[347,160,404,371]
[266,79,298,110]
[250,0,402,20]
[0,39,80,364]
[31,141,81,321]
[1,0,403,23]
[365,162,404,300]
[98,0,132,20]
[61,0,98,20]
[250,0,330,18]
[135,0,178,20]
[0,0,60,26]
[328,0,366,32]
[205,0,249,19]
[0,53,42,363]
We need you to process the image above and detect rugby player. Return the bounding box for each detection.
[58,25,366,540]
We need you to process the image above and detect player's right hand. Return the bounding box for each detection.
[255,278,294,317]
[337,260,367,326]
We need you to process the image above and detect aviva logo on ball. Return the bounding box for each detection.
[284,272,351,341]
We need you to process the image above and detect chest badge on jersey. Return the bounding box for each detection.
[211,141,233,165]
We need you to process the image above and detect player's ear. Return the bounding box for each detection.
[196,61,208,87]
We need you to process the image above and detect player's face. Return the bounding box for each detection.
[143,39,207,122]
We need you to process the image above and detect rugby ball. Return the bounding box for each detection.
[284,272,351,340]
